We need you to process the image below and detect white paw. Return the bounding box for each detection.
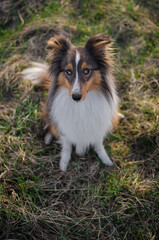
[99,154,113,166]
[96,149,113,166]
[59,156,70,172]
[44,132,53,145]
[94,143,113,167]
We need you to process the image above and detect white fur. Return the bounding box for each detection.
[72,51,81,94]
[50,88,118,171]
[22,62,48,85]
[44,132,53,145]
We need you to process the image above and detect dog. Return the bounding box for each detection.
[22,33,122,171]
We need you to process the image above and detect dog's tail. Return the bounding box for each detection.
[22,62,51,90]
[22,62,58,144]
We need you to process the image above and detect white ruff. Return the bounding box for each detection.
[50,88,118,155]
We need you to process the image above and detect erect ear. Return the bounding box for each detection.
[47,35,71,54]
[85,33,112,54]
[47,35,71,76]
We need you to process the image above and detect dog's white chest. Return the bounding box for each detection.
[50,88,116,153]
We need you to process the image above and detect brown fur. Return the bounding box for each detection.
[80,70,102,100]
[67,63,73,72]
[49,125,59,139]
[40,102,50,127]
[47,37,62,50]
[38,73,52,90]
[40,102,59,139]
[112,111,121,130]
[57,72,73,97]
[81,62,88,70]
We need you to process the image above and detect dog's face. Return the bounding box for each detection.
[47,34,112,101]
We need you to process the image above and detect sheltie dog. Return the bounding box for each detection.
[22,33,122,171]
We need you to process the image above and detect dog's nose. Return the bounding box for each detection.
[72,93,82,101]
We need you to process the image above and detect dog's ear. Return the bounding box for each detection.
[85,33,112,55]
[47,35,71,54]
[47,35,71,77]
[85,34,113,98]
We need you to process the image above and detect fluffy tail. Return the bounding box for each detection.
[22,62,51,90]
[22,62,58,144]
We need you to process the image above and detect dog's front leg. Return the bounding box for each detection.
[60,138,72,171]
[94,142,113,166]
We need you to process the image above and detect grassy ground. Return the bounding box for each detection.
[0,0,159,239]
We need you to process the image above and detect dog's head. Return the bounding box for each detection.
[47,33,113,101]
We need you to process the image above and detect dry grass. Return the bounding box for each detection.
[0,0,159,239]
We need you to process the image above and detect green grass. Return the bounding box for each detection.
[0,0,159,239]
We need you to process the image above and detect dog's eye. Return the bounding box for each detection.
[66,69,72,76]
[83,68,90,75]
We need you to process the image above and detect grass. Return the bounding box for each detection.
[0,0,159,239]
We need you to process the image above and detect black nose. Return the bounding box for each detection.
[72,93,82,101]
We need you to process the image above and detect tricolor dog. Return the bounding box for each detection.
[23,33,122,171]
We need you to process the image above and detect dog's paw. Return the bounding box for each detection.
[94,144,113,167]
[59,158,69,172]
[59,155,71,171]
[95,147,113,166]
[99,154,113,166]
[44,132,53,145]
